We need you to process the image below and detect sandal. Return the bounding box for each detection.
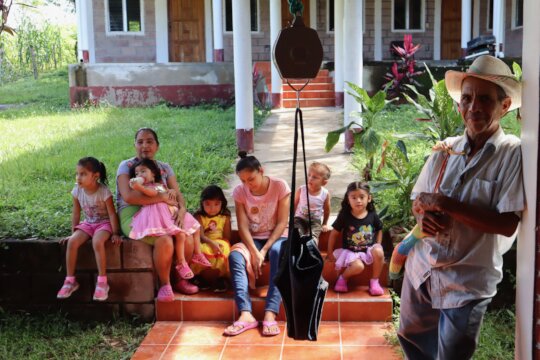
[57,279,80,299]
[157,284,174,302]
[223,320,259,336]
[93,281,109,301]
[191,253,211,267]
[176,263,194,279]
[334,275,348,293]
[262,321,281,336]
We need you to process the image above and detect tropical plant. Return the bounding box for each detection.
[400,64,464,143]
[325,82,395,180]
[384,34,423,100]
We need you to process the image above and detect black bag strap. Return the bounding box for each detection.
[288,93,312,241]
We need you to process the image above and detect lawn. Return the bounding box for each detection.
[0,69,268,239]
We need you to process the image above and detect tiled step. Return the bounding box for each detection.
[282,98,336,108]
[156,285,392,322]
[282,90,335,99]
[283,82,334,91]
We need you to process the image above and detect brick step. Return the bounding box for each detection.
[286,76,334,85]
[283,83,335,91]
[282,90,336,99]
[282,98,336,107]
[156,285,392,322]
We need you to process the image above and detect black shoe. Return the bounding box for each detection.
[213,277,229,293]
[191,275,211,291]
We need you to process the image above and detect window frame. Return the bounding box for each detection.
[223,0,261,34]
[511,0,523,29]
[487,0,493,31]
[391,0,425,33]
[326,0,365,34]
[105,0,145,36]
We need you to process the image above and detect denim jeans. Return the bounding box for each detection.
[398,273,491,360]
[229,237,286,315]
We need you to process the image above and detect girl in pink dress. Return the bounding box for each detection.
[128,159,211,281]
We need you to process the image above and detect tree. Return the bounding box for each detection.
[1,0,16,37]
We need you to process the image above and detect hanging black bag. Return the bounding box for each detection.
[273,106,328,341]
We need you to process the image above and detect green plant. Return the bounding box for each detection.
[325,83,395,180]
[384,34,423,100]
[401,64,463,143]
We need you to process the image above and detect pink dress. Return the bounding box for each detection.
[129,184,200,239]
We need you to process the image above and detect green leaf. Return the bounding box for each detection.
[396,140,409,162]
[359,127,380,156]
[512,62,522,82]
[325,129,343,152]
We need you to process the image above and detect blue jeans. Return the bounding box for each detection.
[229,237,286,315]
[398,273,491,360]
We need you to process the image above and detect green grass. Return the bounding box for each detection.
[0,311,151,360]
[0,69,268,239]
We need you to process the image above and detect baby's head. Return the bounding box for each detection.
[129,158,162,184]
[307,162,331,191]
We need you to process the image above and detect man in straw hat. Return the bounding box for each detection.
[397,55,525,359]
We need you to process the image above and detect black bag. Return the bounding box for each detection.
[273,107,328,341]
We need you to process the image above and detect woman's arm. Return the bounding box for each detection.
[260,193,290,256]
[235,201,257,252]
[105,197,122,245]
[118,174,172,206]
[166,175,186,226]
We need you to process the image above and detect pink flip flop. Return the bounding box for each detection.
[223,320,259,336]
[176,263,194,279]
[262,321,281,336]
[191,253,211,267]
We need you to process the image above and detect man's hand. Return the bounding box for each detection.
[419,211,451,237]
[322,224,329,233]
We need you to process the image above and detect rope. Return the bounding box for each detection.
[288,0,304,17]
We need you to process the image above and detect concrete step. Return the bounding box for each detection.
[156,285,392,322]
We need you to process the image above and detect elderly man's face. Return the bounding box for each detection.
[459,77,511,140]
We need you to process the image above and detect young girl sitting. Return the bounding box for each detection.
[57,157,121,301]
[192,185,232,292]
[128,159,211,282]
[327,182,385,296]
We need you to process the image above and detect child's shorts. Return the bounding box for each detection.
[333,243,383,270]
[75,221,113,237]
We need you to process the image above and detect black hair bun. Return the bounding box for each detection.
[238,150,248,159]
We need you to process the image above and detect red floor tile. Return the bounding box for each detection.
[281,345,342,360]
[140,322,181,345]
[161,344,224,360]
[321,301,339,321]
[283,323,340,345]
[170,322,228,345]
[130,345,167,360]
[221,345,283,360]
[342,345,403,359]
[340,322,393,346]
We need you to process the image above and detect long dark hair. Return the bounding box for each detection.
[338,181,376,217]
[194,185,231,217]
[235,151,262,173]
[135,127,160,145]
[129,158,162,183]
[78,157,108,185]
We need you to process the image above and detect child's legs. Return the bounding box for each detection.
[183,233,195,262]
[66,230,91,276]
[154,235,174,286]
[369,244,385,279]
[92,230,111,276]
[174,233,187,264]
[342,259,365,280]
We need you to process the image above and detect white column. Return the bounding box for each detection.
[155,0,169,63]
[205,0,213,62]
[472,0,480,38]
[75,0,85,61]
[492,0,505,57]
[310,0,317,30]
[433,0,441,60]
[85,0,95,63]
[233,0,254,152]
[343,0,363,151]
[516,0,539,358]
[212,0,224,61]
[374,0,382,61]
[334,0,344,107]
[270,0,282,108]
[76,0,94,63]
[461,0,472,53]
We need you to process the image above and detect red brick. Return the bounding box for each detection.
[122,240,154,270]
[106,272,155,303]
[74,240,122,271]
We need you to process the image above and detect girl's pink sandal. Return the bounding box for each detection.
[176,263,194,279]
[191,253,211,267]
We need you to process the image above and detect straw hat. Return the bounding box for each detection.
[445,55,521,111]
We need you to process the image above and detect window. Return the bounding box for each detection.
[224,0,259,32]
[487,0,493,30]
[327,0,365,33]
[513,0,523,28]
[392,0,424,31]
[107,0,143,33]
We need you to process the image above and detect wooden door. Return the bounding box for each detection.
[169,0,205,62]
[281,0,310,28]
[441,0,461,59]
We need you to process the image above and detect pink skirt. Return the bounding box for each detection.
[180,212,200,235]
[333,244,383,270]
[129,203,182,239]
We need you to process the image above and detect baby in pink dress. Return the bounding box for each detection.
[128,159,210,281]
